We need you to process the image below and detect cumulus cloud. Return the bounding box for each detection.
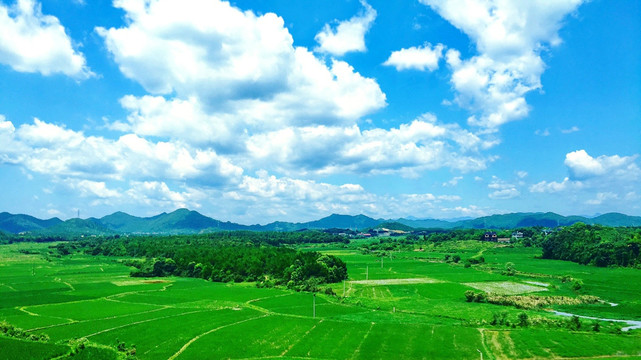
[98,0,385,124]
[126,181,206,210]
[421,0,585,128]
[314,0,377,56]
[529,177,581,193]
[529,150,640,211]
[564,150,639,180]
[0,117,243,186]
[0,0,92,78]
[384,43,444,71]
[246,113,489,176]
[1,114,478,223]
[487,176,520,199]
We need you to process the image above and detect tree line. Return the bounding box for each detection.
[63,232,348,292]
[541,223,641,267]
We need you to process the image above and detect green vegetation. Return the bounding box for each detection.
[1,229,641,359]
[542,223,641,267]
[73,234,348,291]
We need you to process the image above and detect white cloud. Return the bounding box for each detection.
[535,128,550,136]
[70,179,122,199]
[384,43,444,71]
[516,171,528,179]
[441,205,488,218]
[0,0,92,78]
[314,0,377,56]
[585,192,618,206]
[126,181,206,210]
[561,126,580,134]
[443,176,463,187]
[489,188,520,200]
[98,0,386,144]
[487,176,519,199]
[0,118,243,186]
[246,114,489,176]
[529,150,640,211]
[565,150,639,179]
[98,0,386,118]
[529,177,581,193]
[421,0,585,128]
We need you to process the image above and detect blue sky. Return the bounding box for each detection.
[0,0,639,223]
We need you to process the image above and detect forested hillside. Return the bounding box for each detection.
[541,223,641,267]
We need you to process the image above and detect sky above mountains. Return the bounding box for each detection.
[0,0,639,223]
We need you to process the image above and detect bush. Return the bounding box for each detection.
[571,280,583,291]
[517,312,529,327]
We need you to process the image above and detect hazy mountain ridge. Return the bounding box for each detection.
[1,210,640,235]
[0,212,63,234]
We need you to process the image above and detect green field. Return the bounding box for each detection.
[1,241,640,359]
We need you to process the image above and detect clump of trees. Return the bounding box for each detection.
[73,234,348,291]
[541,223,641,267]
[0,321,49,342]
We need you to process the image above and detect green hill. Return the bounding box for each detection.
[375,222,416,231]
[1,210,640,236]
[301,214,381,230]
[35,218,114,236]
[0,212,62,234]
[589,213,641,227]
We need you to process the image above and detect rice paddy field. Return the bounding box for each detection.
[1,240,641,359]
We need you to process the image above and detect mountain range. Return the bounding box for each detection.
[1,209,640,236]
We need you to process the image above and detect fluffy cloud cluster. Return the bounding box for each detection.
[487,176,520,200]
[0,117,242,186]
[246,114,489,176]
[1,115,475,222]
[314,0,377,56]
[98,0,385,129]
[530,150,640,207]
[564,150,639,180]
[0,0,91,78]
[419,0,585,128]
[383,43,444,71]
[96,0,491,178]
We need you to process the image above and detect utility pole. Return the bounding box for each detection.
[313,293,316,318]
[343,280,346,296]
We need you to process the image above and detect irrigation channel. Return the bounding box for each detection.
[551,310,641,332]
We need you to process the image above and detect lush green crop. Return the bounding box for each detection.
[1,239,640,359]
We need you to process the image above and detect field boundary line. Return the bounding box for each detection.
[0,283,17,291]
[167,314,269,360]
[280,319,323,357]
[27,305,170,331]
[478,328,495,360]
[246,292,291,304]
[83,309,209,338]
[17,306,76,324]
[350,322,375,360]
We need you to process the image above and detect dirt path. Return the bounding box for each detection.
[478,328,494,360]
[167,314,269,360]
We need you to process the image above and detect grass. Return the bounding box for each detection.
[0,241,640,359]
